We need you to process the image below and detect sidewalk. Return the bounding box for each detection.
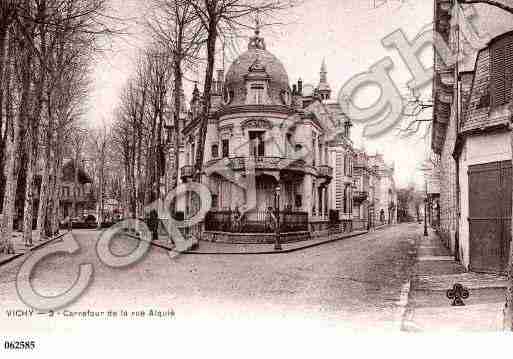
[150,229,369,255]
[0,230,66,267]
[402,228,508,332]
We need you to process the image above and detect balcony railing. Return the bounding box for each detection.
[60,194,94,203]
[318,165,334,178]
[353,191,369,202]
[205,210,308,233]
[206,156,315,175]
[180,165,195,179]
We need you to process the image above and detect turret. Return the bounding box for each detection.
[190,83,201,118]
[317,59,331,100]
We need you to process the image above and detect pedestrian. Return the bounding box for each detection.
[267,206,277,231]
[64,215,72,232]
[233,205,242,232]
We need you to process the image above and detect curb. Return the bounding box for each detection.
[0,231,68,268]
[147,230,370,255]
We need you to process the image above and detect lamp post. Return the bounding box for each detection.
[424,197,428,237]
[274,185,282,251]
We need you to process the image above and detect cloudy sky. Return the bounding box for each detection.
[86,0,513,188]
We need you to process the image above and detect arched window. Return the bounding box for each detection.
[211,144,219,158]
[249,131,265,157]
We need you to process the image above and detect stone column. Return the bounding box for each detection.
[320,187,325,218]
[313,181,318,217]
[232,124,244,157]
[303,175,313,217]
[327,182,332,214]
[323,186,327,219]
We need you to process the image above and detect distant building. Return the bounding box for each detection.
[369,153,397,226]
[55,159,95,220]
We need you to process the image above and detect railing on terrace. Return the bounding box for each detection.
[353,191,369,202]
[318,165,334,178]
[205,210,308,233]
[180,165,195,179]
[209,156,311,173]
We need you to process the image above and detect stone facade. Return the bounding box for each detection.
[176,28,356,241]
[352,150,397,229]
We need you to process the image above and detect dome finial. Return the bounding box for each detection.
[320,58,327,82]
[255,10,261,36]
[248,11,266,50]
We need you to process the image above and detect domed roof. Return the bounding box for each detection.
[224,30,290,106]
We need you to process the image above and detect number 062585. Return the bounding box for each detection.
[4,341,36,350]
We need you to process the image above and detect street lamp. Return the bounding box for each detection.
[274,185,282,251]
[424,197,428,237]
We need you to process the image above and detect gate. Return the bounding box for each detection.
[468,160,511,273]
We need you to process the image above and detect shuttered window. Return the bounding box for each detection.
[490,35,513,108]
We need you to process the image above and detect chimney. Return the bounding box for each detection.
[298,78,303,96]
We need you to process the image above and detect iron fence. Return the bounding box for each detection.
[205,210,308,233]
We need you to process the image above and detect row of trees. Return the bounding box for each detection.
[108,0,298,219]
[0,0,114,253]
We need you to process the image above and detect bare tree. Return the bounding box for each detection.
[147,0,204,193]
[1,2,34,253]
[188,0,300,182]
[89,123,110,228]
[459,0,513,14]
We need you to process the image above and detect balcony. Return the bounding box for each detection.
[60,194,94,203]
[205,156,317,176]
[180,165,195,179]
[353,190,369,203]
[318,165,333,179]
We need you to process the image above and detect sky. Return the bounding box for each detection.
[86,0,440,189]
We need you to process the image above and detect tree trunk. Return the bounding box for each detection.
[51,142,63,235]
[23,17,46,245]
[173,59,183,191]
[0,22,8,175]
[22,121,37,246]
[37,139,51,238]
[73,153,80,217]
[144,113,157,206]
[1,27,31,252]
[506,100,513,330]
[96,157,104,228]
[194,19,217,183]
[135,127,142,218]
[0,21,8,212]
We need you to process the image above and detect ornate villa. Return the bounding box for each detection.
[176,28,360,243]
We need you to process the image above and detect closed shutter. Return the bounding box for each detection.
[491,35,513,107]
[491,45,505,107]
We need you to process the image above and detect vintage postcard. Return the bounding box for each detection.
[1,0,513,356]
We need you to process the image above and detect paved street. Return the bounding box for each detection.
[0,223,419,332]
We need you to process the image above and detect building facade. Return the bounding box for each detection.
[369,153,397,226]
[177,28,357,243]
[432,0,513,273]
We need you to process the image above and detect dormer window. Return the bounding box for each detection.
[250,83,265,104]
